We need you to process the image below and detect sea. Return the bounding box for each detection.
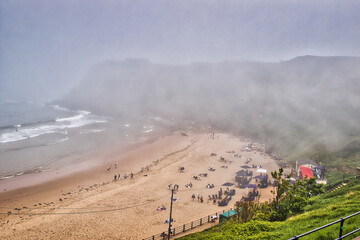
[0,101,158,181]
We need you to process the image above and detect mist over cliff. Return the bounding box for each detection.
[58,56,360,158]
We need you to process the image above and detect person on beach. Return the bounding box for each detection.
[118,173,121,180]
[200,196,203,203]
[192,194,195,201]
[168,184,172,189]
[124,173,127,179]
[107,165,111,171]
[130,172,133,179]
[164,218,174,224]
[170,225,173,235]
[114,175,117,181]
[114,162,118,168]
[197,194,200,201]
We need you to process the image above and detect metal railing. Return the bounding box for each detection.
[289,211,360,240]
[143,208,233,240]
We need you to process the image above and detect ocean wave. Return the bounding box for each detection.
[143,128,154,133]
[52,104,71,112]
[79,129,103,134]
[0,168,45,180]
[0,112,108,144]
[0,175,15,180]
[78,110,91,115]
[56,114,86,122]
[47,137,69,145]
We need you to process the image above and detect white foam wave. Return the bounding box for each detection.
[143,129,154,133]
[56,114,85,122]
[79,129,103,134]
[0,175,15,180]
[0,112,107,143]
[52,105,71,112]
[78,110,91,115]
[47,137,69,145]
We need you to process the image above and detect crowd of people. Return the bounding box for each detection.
[107,162,135,181]
[113,172,133,181]
[191,194,205,203]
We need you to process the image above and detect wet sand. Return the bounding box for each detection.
[0,130,283,239]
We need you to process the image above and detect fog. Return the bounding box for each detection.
[1,1,360,158]
[1,0,360,102]
[59,56,360,158]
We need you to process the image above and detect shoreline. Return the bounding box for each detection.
[0,129,285,239]
[0,127,170,194]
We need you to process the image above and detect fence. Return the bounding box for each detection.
[289,211,360,240]
[143,208,234,240]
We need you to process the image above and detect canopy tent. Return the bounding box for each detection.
[222,182,235,186]
[240,165,251,169]
[254,175,267,179]
[300,166,314,179]
[236,170,252,176]
[219,210,237,223]
[256,168,267,173]
[246,184,257,189]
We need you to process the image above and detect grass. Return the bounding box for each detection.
[178,179,360,240]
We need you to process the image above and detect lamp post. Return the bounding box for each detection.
[168,189,174,239]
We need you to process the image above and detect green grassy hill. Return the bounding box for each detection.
[178,179,360,240]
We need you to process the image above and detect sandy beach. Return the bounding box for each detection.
[0,129,284,239]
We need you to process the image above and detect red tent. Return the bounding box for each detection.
[300,166,314,179]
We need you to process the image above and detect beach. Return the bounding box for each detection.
[0,129,284,239]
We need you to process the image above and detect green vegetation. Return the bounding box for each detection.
[179,179,360,240]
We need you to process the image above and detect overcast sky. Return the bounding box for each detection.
[1,0,360,102]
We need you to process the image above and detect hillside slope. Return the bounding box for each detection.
[179,179,360,240]
[57,56,360,158]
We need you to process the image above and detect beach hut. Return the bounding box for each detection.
[219,209,237,223]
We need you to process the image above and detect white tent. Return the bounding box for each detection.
[256,168,267,173]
